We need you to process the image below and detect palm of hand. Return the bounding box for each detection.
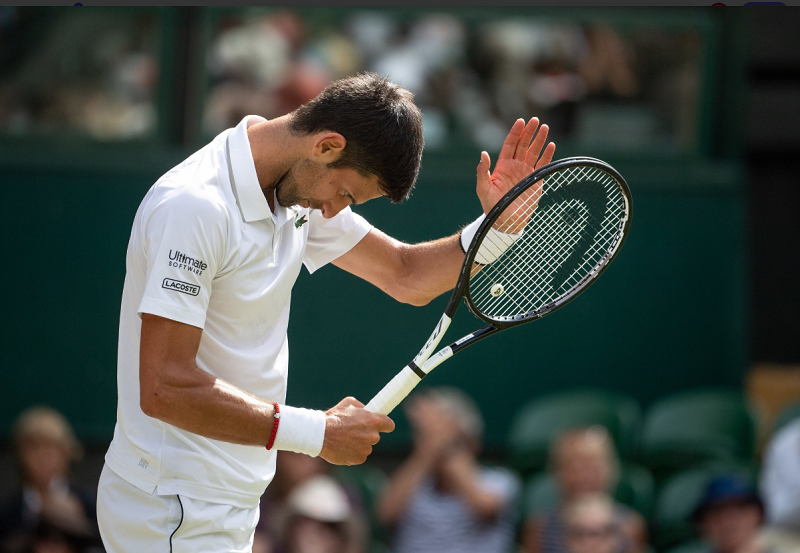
[479,158,536,212]
[476,118,556,215]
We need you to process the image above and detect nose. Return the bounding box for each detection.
[321,198,349,219]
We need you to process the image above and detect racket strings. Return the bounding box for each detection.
[471,198,589,311]
[471,200,591,314]
[487,170,623,308]
[472,169,610,293]
[468,165,626,319]
[472,169,623,315]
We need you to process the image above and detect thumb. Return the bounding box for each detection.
[476,151,491,191]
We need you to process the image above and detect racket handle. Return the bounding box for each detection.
[364,366,421,415]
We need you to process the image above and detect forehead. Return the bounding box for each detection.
[558,436,609,459]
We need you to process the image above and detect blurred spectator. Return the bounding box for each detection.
[0,9,158,140]
[760,418,800,551]
[0,406,100,553]
[376,387,519,553]
[203,10,701,153]
[691,474,766,553]
[204,10,333,135]
[253,452,366,553]
[521,427,646,553]
[563,494,627,553]
[283,475,355,553]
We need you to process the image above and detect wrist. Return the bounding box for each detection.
[270,404,326,457]
[459,214,522,264]
[459,214,486,254]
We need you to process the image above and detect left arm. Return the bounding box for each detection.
[333,118,555,305]
[440,450,508,520]
[332,229,462,307]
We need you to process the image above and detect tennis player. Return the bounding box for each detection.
[97,73,555,552]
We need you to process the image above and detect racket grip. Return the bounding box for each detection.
[364,366,421,415]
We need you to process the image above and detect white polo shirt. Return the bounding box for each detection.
[105,115,373,508]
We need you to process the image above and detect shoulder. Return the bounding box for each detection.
[480,465,521,488]
[144,175,233,233]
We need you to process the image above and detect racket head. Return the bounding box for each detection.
[455,157,632,328]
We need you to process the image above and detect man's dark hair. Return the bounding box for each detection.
[288,73,423,203]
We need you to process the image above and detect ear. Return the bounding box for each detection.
[310,132,346,163]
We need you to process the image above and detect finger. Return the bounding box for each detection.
[525,124,549,166]
[535,142,556,169]
[376,415,395,433]
[476,151,491,190]
[498,119,525,161]
[513,117,539,161]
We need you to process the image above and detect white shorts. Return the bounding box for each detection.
[97,464,260,553]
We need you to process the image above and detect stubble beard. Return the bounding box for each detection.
[274,159,322,210]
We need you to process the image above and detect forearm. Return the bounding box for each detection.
[141,361,275,447]
[384,233,465,306]
[451,478,505,520]
[139,314,390,462]
[333,227,469,307]
[445,461,505,519]
[376,451,434,525]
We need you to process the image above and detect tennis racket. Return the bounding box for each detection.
[364,157,632,416]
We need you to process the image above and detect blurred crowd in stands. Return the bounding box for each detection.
[0,8,702,152]
[203,9,701,153]
[2,388,800,553]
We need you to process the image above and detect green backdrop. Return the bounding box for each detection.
[0,152,745,450]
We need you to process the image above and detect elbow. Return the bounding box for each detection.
[475,504,503,522]
[399,291,434,307]
[389,244,436,306]
[375,497,399,527]
[387,279,435,306]
[139,370,173,421]
[139,386,164,420]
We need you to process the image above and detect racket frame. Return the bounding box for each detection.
[457,156,631,328]
[364,157,631,415]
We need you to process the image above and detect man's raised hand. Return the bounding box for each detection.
[476,117,556,215]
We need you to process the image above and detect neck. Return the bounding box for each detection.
[247,115,303,212]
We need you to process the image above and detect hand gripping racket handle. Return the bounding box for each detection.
[364,366,421,415]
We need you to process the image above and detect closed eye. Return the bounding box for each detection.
[344,191,357,206]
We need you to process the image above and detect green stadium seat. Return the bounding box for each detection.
[773,400,800,435]
[640,390,757,481]
[507,390,642,475]
[519,472,559,518]
[652,464,754,552]
[519,463,655,520]
[615,463,657,519]
[664,540,711,553]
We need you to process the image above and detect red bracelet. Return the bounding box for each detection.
[266,402,280,450]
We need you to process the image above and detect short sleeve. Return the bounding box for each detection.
[479,467,521,507]
[137,189,229,329]
[303,207,373,274]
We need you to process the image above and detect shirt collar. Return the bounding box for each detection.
[226,115,303,226]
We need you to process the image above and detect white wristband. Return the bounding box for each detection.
[460,214,522,264]
[459,214,486,253]
[272,405,326,457]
